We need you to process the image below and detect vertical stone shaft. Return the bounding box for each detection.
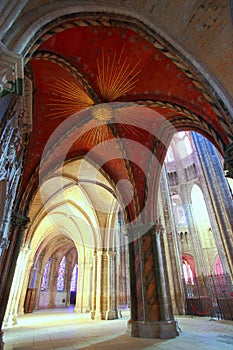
[192,133,233,276]
[159,167,185,314]
[47,257,58,308]
[0,212,29,348]
[91,249,119,320]
[127,224,178,339]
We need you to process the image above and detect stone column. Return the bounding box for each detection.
[47,258,58,309]
[106,251,120,319]
[33,256,44,310]
[118,231,130,307]
[193,133,233,276]
[17,257,34,316]
[75,262,85,313]
[3,247,31,326]
[159,167,185,314]
[126,223,178,339]
[65,258,72,307]
[91,249,120,320]
[90,251,97,317]
[82,263,92,312]
[0,212,29,348]
[91,249,108,320]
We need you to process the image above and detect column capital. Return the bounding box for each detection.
[11,212,30,228]
[96,248,107,257]
[20,246,31,254]
[107,250,116,257]
[151,222,165,236]
[0,41,24,97]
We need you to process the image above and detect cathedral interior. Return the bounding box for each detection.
[0,1,233,349]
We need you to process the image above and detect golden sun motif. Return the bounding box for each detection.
[97,45,141,101]
[47,78,94,120]
[46,46,141,143]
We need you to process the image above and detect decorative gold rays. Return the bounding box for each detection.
[47,79,94,120]
[97,45,141,102]
[47,46,141,120]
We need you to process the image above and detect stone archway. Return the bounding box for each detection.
[1,3,233,344]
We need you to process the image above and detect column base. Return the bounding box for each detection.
[3,314,18,328]
[74,306,90,313]
[91,310,121,320]
[106,310,121,320]
[126,319,179,339]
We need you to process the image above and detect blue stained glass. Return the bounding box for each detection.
[41,258,51,291]
[56,256,66,291]
[70,264,78,292]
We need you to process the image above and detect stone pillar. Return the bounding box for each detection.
[17,257,33,316]
[126,223,178,339]
[118,231,130,307]
[0,212,29,348]
[159,167,185,314]
[47,258,58,309]
[3,247,31,326]
[33,256,44,310]
[106,251,120,319]
[91,249,120,320]
[82,264,92,312]
[90,251,97,317]
[193,133,233,276]
[75,262,85,313]
[65,258,72,307]
[91,249,108,320]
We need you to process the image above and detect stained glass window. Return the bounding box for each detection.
[70,264,78,292]
[56,256,66,291]
[41,258,51,291]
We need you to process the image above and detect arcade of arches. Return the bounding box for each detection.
[0,1,233,348]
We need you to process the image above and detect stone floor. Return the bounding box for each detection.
[3,307,233,350]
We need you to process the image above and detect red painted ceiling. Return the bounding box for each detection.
[23,24,226,218]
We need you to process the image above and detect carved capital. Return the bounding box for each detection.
[224,142,233,179]
[0,236,10,249]
[152,222,165,235]
[0,42,24,97]
[11,212,30,228]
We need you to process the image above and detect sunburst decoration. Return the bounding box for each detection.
[47,78,94,119]
[82,104,114,144]
[46,46,142,143]
[97,45,141,101]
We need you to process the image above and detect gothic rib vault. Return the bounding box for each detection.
[0,1,233,348]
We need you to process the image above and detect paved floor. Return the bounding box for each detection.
[3,308,233,350]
